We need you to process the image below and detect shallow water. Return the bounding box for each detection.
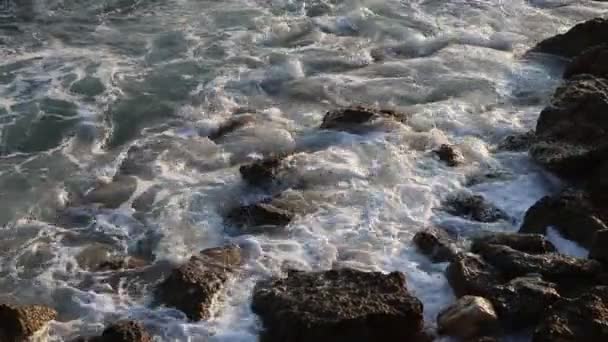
[0,0,607,340]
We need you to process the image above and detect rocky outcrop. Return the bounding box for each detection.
[533,286,608,342]
[226,199,294,232]
[82,175,137,209]
[564,44,608,79]
[433,144,464,167]
[437,296,499,339]
[75,321,152,342]
[529,75,608,179]
[155,245,242,321]
[0,304,57,341]
[446,253,504,298]
[239,156,284,187]
[519,189,607,248]
[413,228,458,263]
[251,268,426,342]
[531,18,608,58]
[442,192,508,223]
[319,106,407,132]
[470,232,556,255]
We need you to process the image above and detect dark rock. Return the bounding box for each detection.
[132,186,161,213]
[239,157,283,187]
[320,106,406,131]
[413,228,458,263]
[531,18,608,58]
[471,232,556,255]
[520,189,607,248]
[446,253,505,298]
[533,286,608,342]
[82,175,137,209]
[226,200,294,232]
[475,244,601,283]
[437,295,499,339]
[98,321,151,342]
[530,75,608,179]
[590,229,608,265]
[564,44,608,79]
[497,131,536,152]
[97,256,148,271]
[0,304,57,341]
[251,268,426,342]
[155,245,242,321]
[443,192,509,223]
[433,144,465,167]
[208,115,254,141]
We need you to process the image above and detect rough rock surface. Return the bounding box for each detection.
[320,106,407,131]
[519,189,607,248]
[564,44,608,79]
[531,18,608,58]
[239,156,284,186]
[226,200,294,232]
[82,175,137,209]
[446,253,504,298]
[437,296,499,339]
[75,321,152,342]
[497,131,536,152]
[0,304,57,341]
[413,228,458,263]
[433,144,465,167]
[530,75,608,178]
[443,192,508,223]
[155,245,242,321]
[251,268,425,342]
[533,286,608,342]
[470,232,556,255]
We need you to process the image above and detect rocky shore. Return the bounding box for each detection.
[3,15,608,342]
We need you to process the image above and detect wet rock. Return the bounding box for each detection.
[443,192,509,223]
[520,189,607,248]
[207,115,254,141]
[132,185,161,213]
[471,232,556,255]
[433,144,465,167]
[306,1,333,17]
[437,295,499,339]
[82,175,137,209]
[0,304,57,341]
[97,256,148,272]
[446,253,504,298]
[564,44,608,79]
[531,18,608,58]
[239,156,284,187]
[226,200,294,232]
[475,244,601,283]
[155,245,242,321]
[529,75,608,179]
[532,286,608,342]
[76,320,152,342]
[497,131,536,152]
[70,77,105,97]
[251,268,426,342]
[76,244,114,270]
[319,106,406,132]
[490,276,561,330]
[119,139,172,179]
[413,228,458,263]
[590,229,608,265]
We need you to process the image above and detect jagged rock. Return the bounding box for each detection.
[208,115,254,141]
[475,244,601,284]
[226,200,294,232]
[520,189,607,248]
[433,144,465,167]
[497,131,536,152]
[413,228,458,263]
[319,106,407,132]
[533,286,608,342]
[0,304,57,341]
[564,44,608,79]
[443,192,508,223]
[155,245,242,321]
[446,253,504,298]
[531,18,608,58]
[251,268,426,342]
[437,296,499,339]
[239,157,284,187]
[529,75,608,179]
[590,229,608,265]
[471,232,556,255]
[82,175,137,209]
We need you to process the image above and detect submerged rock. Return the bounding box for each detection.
[446,253,504,298]
[319,106,407,132]
[226,200,294,232]
[519,189,607,248]
[442,192,509,223]
[433,144,465,167]
[0,304,57,341]
[533,286,608,342]
[82,175,137,209]
[413,228,458,263]
[497,131,536,152]
[531,18,608,58]
[564,44,608,79]
[239,156,284,187]
[207,115,254,141]
[470,232,556,255]
[251,268,426,342]
[437,296,499,339]
[155,245,242,321]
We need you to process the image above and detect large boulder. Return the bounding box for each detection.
[154,245,242,321]
[412,227,458,263]
[251,269,426,342]
[519,189,607,248]
[437,296,499,339]
[470,232,556,255]
[319,106,407,132]
[531,18,608,58]
[529,75,608,179]
[533,286,608,342]
[442,192,508,223]
[0,304,57,341]
[564,44,608,79]
[446,253,505,298]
